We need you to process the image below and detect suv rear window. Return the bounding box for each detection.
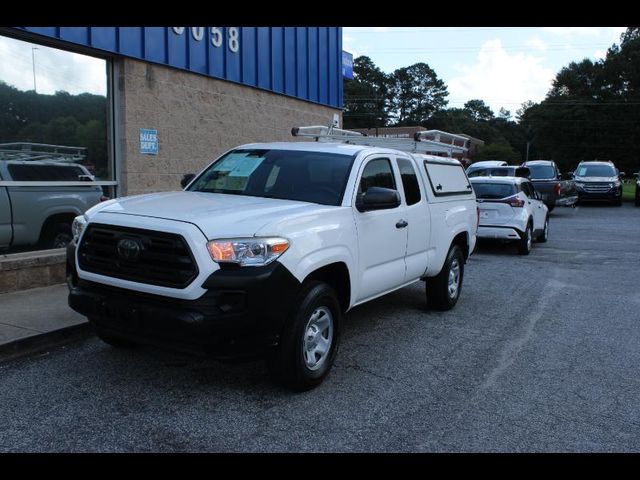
[471,182,517,199]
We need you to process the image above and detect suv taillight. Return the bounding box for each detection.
[554,183,561,196]
[500,194,525,208]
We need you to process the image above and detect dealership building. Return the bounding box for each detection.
[0,27,345,197]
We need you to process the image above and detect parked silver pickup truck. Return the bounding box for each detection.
[0,161,104,251]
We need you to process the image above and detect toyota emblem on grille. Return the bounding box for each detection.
[117,238,142,261]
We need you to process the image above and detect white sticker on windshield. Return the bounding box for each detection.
[578,167,587,176]
[229,156,264,177]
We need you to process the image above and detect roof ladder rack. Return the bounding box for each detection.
[291,125,468,156]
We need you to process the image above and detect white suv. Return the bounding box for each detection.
[470,176,549,255]
[67,140,478,390]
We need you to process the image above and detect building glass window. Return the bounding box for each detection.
[0,34,115,252]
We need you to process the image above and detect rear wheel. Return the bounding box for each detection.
[538,216,549,243]
[267,281,341,391]
[426,244,464,311]
[517,222,533,255]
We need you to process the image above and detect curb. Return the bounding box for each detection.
[0,322,94,364]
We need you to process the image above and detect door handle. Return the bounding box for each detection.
[396,220,408,229]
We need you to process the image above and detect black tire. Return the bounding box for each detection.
[517,222,533,255]
[94,325,138,348]
[426,244,464,311]
[41,222,73,249]
[547,204,555,213]
[267,281,341,392]
[538,216,549,243]
[614,196,623,206]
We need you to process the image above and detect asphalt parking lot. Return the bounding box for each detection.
[1,203,639,452]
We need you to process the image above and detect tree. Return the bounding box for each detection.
[389,63,448,126]
[475,142,521,164]
[498,108,511,121]
[463,99,494,122]
[516,101,536,123]
[343,56,392,128]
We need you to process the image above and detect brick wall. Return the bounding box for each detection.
[118,58,342,196]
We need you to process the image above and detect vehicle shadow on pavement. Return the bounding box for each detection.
[473,240,521,256]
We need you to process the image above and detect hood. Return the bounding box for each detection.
[574,176,619,183]
[92,191,330,238]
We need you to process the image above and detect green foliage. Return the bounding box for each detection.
[389,63,448,125]
[343,56,392,128]
[0,81,108,174]
[464,99,494,121]
[475,143,522,164]
[518,27,640,174]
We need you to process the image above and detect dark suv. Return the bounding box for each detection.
[572,161,624,206]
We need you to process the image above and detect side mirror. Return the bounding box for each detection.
[619,171,626,178]
[633,173,639,178]
[356,187,401,212]
[181,173,196,188]
[565,172,574,180]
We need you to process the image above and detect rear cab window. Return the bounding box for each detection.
[422,157,473,197]
[397,158,421,206]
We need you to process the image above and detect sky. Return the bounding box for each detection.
[0,35,107,96]
[0,27,629,117]
[343,27,628,117]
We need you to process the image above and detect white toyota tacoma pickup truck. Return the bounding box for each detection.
[67,139,478,390]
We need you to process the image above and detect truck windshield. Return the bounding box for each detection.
[526,165,556,179]
[575,165,616,177]
[471,182,517,199]
[187,149,355,206]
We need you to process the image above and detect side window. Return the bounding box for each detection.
[397,158,421,206]
[358,158,396,194]
[521,182,533,198]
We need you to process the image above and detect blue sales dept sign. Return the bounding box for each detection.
[342,51,354,80]
[140,129,158,155]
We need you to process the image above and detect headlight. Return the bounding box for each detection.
[207,237,290,267]
[574,182,584,189]
[71,215,88,242]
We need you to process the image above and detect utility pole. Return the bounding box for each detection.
[526,141,530,162]
[31,47,38,93]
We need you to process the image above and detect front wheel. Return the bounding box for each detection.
[267,281,341,391]
[426,244,464,311]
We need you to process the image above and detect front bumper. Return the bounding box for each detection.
[576,186,621,201]
[66,242,301,359]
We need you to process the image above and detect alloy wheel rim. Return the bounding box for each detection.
[448,258,460,299]
[303,306,333,371]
